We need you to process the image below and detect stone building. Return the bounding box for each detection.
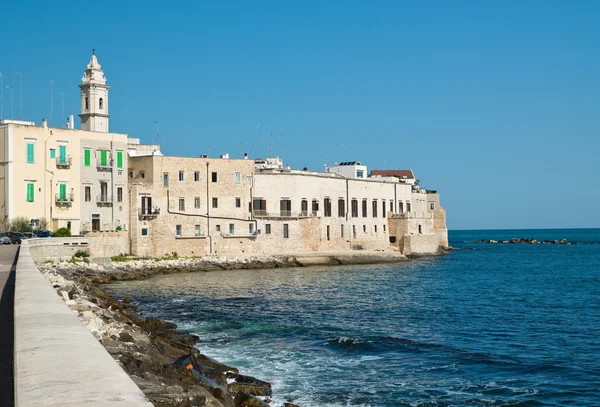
[0,53,128,234]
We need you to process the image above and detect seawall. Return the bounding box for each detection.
[13,241,152,406]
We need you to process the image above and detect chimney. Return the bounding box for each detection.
[244,152,248,160]
[68,115,74,130]
[42,119,47,128]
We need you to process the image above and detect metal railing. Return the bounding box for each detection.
[96,158,112,170]
[97,194,113,204]
[56,156,72,168]
[55,193,74,205]
[252,210,320,218]
[138,208,160,218]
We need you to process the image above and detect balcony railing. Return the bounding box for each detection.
[56,156,72,168]
[97,194,113,205]
[139,208,160,219]
[55,193,74,206]
[97,158,112,170]
[252,210,320,218]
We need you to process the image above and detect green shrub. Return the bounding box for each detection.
[74,250,90,258]
[111,255,130,262]
[115,225,123,231]
[53,228,72,237]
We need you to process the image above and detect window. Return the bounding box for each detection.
[179,198,185,211]
[382,201,386,218]
[211,172,217,182]
[383,225,386,232]
[67,221,71,231]
[249,223,254,234]
[26,183,34,202]
[194,197,200,208]
[418,224,422,234]
[141,172,145,179]
[194,171,200,181]
[356,170,364,178]
[283,224,289,238]
[117,187,123,203]
[229,223,235,234]
[235,198,241,208]
[116,151,123,169]
[99,98,103,109]
[280,199,292,216]
[324,198,332,217]
[216,224,221,232]
[338,199,345,217]
[390,200,394,213]
[372,200,378,217]
[58,183,68,201]
[141,228,148,236]
[85,186,91,202]
[58,145,67,165]
[176,225,182,237]
[353,225,357,239]
[351,199,358,218]
[327,225,330,241]
[362,200,368,217]
[374,225,378,233]
[429,202,435,211]
[399,201,404,213]
[407,202,411,212]
[100,182,108,201]
[363,225,366,233]
[212,197,218,208]
[163,173,169,187]
[50,148,56,159]
[84,149,91,166]
[341,225,344,238]
[265,224,271,234]
[179,171,184,181]
[85,97,89,110]
[195,225,201,236]
[27,143,34,163]
[235,172,241,183]
[312,200,319,215]
[301,199,308,216]
[247,176,253,188]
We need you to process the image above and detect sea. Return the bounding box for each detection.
[107,229,600,407]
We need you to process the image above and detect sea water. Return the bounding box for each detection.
[108,229,600,406]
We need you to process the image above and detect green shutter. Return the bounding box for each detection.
[100,150,107,167]
[27,143,34,163]
[117,151,123,168]
[59,184,67,201]
[84,149,91,166]
[59,145,67,164]
[50,149,56,159]
[27,183,34,202]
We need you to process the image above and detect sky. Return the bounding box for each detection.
[1,0,598,230]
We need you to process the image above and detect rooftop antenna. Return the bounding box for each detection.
[59,92,65,126]
[207,145,211,157]
[268,133,272,158]
[257,123,261,155]
[49,80,54,126]
[5,85,13,119]
[0,72,3,120]
[152,120,159,146]
[15,72,22,119]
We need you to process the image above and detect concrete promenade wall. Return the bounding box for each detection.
[27,232,128,263]
[13,241,152,406]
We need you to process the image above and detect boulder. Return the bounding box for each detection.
[234,391,270,407]
[227,373,272,397]
[283,403,301,407]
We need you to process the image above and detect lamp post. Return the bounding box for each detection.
[5,85,13,120]
[15,72,22,119]
[0,72,3,120]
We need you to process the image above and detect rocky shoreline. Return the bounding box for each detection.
[38,255,307,407]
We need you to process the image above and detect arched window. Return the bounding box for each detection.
[99,98,104,110]
[85,97,89,110]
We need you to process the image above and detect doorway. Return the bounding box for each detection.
[92,214,100,232]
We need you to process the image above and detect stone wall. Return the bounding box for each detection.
[403,233,444,256]
[27,232,128,263]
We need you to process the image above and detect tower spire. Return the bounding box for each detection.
[78,51,110,132]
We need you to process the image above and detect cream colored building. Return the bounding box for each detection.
[0,53,128,234]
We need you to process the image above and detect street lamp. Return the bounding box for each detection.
[5,85,13,120]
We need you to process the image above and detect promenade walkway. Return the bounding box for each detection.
[0,245,19,407]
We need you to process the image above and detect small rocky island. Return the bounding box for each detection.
[39,256,305,407]
[476,237,576,244]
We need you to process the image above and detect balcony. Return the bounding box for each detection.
[252,210,319,219]
[96,158,112,171]
[56,156,72,168]
[97,194,113,205]
[139,207,160,219]
[55,193,74,206]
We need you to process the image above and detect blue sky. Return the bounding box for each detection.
[1,0,598,229]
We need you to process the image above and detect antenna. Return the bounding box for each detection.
[49,80,54,126]
[59,92,65,126]
[257,124,261,155]
[153,120,159,145]
[5,85,13,119]
[15,72,22,119]
[0,72,3,120]
[268,133,272,158]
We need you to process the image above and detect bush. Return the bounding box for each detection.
[11,217,32,233]
[111,255,130,262]
[74,250,90,258]
[53,227,72,237]
[115,225,123,231]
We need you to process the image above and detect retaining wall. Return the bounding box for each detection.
[13,241,152,406]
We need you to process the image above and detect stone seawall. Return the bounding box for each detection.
[13,241,152,406]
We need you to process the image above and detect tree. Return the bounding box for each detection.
[11,217,32,233]
[38,217,49,230]
[53,227,71,237]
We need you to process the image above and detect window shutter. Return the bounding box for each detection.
[101,150,107,167]
[50,149,56,159]
[27,183,34,202]
[27,144,34,163]
[59,184,67,201]
[59,145,67,164]
[84,149,91,166]
[117,151,123,168]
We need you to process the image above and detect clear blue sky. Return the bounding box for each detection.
[1,0,599,230]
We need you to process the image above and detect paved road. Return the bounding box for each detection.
[0,245,19,407]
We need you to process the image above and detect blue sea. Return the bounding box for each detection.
[107,229,600,406]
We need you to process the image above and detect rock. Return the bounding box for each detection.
[57,284,75,300]
[283,403,301,407]
[234,391,270,407]
[227,373,272,397]
[560,239,568,244]
[119,331,135,343]
[531,239,538,244]
[123,296,134,304]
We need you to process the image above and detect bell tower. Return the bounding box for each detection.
[78,49,110,132]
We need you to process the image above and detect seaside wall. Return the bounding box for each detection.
[403,233,444,256]
[13,241,152,406]
[27,232,128,263]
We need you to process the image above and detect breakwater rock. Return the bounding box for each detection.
[38,258,301,407]
[475,238,575,245]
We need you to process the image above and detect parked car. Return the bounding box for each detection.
[34,229,52,238]
[0,233,11,245]
[7,232,28,244]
